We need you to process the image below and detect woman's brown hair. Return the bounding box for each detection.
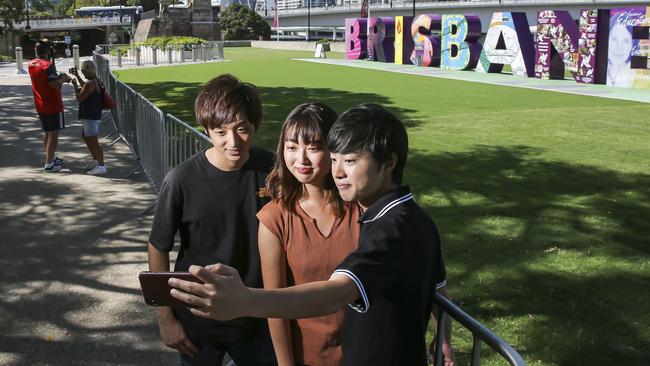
[266,102,344,216]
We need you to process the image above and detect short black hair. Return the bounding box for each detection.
[327,103,408,185]
[195,74,262,131]
[34,42,50,58]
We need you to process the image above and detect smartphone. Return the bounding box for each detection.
[68,67,76,74]
[138,271,203,307]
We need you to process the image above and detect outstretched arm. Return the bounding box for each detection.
[169,264,359,321]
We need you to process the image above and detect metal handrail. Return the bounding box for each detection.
[433,292,526,366]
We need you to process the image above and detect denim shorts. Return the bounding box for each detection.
[81,119,101,137]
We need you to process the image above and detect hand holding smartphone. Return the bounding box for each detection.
[139,271,203,307]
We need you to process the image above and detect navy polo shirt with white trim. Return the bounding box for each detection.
[332,186,446,365]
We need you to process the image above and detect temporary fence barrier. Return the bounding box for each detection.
[93,51,212,194]
[95,42,224,69]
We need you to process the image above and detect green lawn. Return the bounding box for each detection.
[115,48,650,366]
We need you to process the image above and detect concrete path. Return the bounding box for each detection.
[0,66,177,364]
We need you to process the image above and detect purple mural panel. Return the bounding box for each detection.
[346,18,368,60]
[607,7,650,89]
[368,17,396,63]
[395,16,414,65]
[410,14,442,67]
[535,10,580,80]
[576,9,610,84]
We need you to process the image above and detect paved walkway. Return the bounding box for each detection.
[0,63,177,364]
[300,58,650,104]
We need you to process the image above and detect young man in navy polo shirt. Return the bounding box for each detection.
[169,103,455,365]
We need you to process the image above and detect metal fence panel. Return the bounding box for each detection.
[94,50,214,193]
[165,114,212,175]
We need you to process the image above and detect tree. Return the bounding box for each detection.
[0,0,24,32]
[220,3,270,41]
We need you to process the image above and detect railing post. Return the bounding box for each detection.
[471,338,482,366]
[201,43,207,61]
[15,47,26,74]
[72,44,80,69]
[116,46,122,68]
[135,46,141,66]
[192,44,197,62]
[152,46,158,65]
[167,46,173,64]
[180,46,185,63]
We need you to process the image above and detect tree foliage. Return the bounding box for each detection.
[0,0,24,31]
[220,3,270,41]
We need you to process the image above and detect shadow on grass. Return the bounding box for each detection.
[122,80,420,149]
[408,145,650,366]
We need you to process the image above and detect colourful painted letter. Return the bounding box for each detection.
[440,14,482,70]
[575,9,610,84]
[346,18,368,60]
[395,16,414,65]
[476,12,535,77]
[607,7,650,89]
[368,17,395,62]
[535,10,580,80]
[410,14,441,67]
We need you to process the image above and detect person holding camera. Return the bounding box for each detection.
[70,61,107,175]
[28,41,69,172]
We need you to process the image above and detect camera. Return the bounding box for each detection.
[58,72,71,82]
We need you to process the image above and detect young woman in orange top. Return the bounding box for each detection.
[257,103,360,366]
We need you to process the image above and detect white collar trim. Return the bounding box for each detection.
[361,192,413,224]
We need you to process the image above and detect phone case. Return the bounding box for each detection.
[138,271,203,307]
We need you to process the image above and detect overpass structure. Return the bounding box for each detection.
[11,16,132,31]
[257,0,650,33]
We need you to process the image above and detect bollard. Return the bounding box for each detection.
[135,47,141,66]
[73,45,80,69]
[192,44,197,62]
[116,46,122,68]
[201,44,207,61]
[180,46,185,63]
[152,46,158,65]
[15,47,26,74]
[167,46,173,64]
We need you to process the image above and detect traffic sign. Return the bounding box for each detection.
[64,35,72,45]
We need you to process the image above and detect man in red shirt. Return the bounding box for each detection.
[28,42,70,172]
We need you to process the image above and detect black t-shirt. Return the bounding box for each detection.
[149,146,274,342]
[333,186,446,366]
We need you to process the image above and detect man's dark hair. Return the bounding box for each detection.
[34,42,50,59]
[195,74,262,132]
[327,103,408,185]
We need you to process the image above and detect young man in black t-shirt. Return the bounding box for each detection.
[168,103,455,365]
[147,74,276,366]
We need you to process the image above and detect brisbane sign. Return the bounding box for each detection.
[345,7,650,89]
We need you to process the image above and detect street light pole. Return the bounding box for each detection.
[412,0,415,18]
[25,0,31,30]
[307,0,311,42]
